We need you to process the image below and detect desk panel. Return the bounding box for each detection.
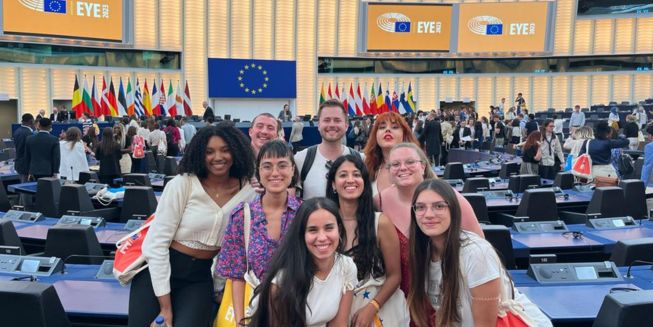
[54,280,127,317]
[512,233,603,250]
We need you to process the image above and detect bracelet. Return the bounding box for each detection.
[470,295,500,302]
[369,299,380,311]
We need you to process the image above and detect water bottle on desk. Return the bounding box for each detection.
[153,315,167,327]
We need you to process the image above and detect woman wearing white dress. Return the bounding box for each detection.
[58,127,89,181]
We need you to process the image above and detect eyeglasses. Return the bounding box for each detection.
[387,159,423,170]
[412,201,449,216]
[259,162,292,173]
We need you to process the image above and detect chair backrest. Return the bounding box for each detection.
[586,187,626,217]
[443,162,464,180]
[44,225,104,264]
[35,178,61,217]
[619,179,647,219]
[0,183,10,212]
[632,157,644,180]
[144,151,158,173]
[462,193,489,223]
[0,281,72,327]
[155,154,166,173]
[3,148,16,159]
[593,290,653,327]
[122,173,151,187]
[499,162,520,179]
[58,184,95,216]
[515,188,558,221]
[77,171,99,184]
[481,225,516,269]
[609,237,653,266]
[462,178,490,193]
[554,172,575,189]
[120,186,158,222]
[163,157,178,176]
[0,220,25,254]
[508,174,541,194]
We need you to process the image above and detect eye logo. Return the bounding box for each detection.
[468,16,503,35]
[377,13,411,33]
[19,0,67,14]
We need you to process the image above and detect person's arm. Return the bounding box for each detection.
[609,138,630,149]
[470,278,502,326]
[52,140,61,175]
[555,139,565,164]
[534,145,542,161]
[351,214,401,327]
[328,290,354,327]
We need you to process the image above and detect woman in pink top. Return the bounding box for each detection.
[375,143,484,298]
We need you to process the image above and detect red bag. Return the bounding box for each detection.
[113,214,154,285]
[131,135,145,159]
[571,140,592,179]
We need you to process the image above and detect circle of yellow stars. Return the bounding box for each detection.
[238,63,269,95]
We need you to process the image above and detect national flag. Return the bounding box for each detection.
[355,83,364,116]
[319,82,326,104]
[159,81,167,116]
[335,83,341,101]
[362,83,371,115]
[126,79,135,117]
[166,80,176,117]
[143,79,152,116]
[101,76,111,116]
[175,81,183,117]
[108,78,119,116]
[151,79,160,116]
[71,75,83,118]
[385,90,393,113]
[134,78,145,116]
[117,78,128,116]
[350,84,361,116]
[377,84,386,112]
[81,76,93,117]
[183,80,193,116]
[399,88,408,115]
[346,84,356,116]
[392,91,400,113]
[91,76,101,117]
[327,83,333,99]
[369,83,378,115]
[407,82,416,113]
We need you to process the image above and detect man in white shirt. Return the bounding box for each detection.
[497,98,506,119]
[634,105,648,129]
[180,117,197,145]
[294,99,363,199]
[569,105,586,134]
[553,114,565,145]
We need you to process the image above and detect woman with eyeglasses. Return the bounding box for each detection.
[326,155,409,327]
[375,143,483,304]
[216,140,301,325]
[539,119,565,179]
[408,179,550,327]
[363,112,420,196]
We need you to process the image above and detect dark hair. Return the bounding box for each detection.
[326,155,384,280]
[166,118,176,127]
[65,127,82,150]
[96,127,117,156]
[523,131,542,152]
[317,99,348,122]
[21,113,34,124]
[127,126,138,138]
[39,118,52,129]
[255,140,298,189]
[541,118,554,134]
[408,179,463,327]
[594,121,612,140]
[177,122,254,180]
[247,198,345,327]
[646,124,653,135]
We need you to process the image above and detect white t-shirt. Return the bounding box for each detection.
[294,145,364,200]
[554,119,565,134]
[272,254,358,327]
[427,232,551,327]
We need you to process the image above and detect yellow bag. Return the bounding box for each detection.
[214,279,254,327]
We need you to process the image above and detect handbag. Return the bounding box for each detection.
[113,214,155,285]
[594,175,618,187]
[564,153,573,172]
[495,258,539,327]
[215,203,258,327]
[132,135,145,159]
[571,140,592,179]
[350,276,410,327]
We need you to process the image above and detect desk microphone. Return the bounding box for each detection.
[625,260,653,278]
[61,254,114,274]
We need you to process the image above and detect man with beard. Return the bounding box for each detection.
[294,99,362,199]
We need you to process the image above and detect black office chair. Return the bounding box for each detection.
[554,172,575,190]
[120,186,158,222]
[515,189,558,221]
[593,290,653,327]
[508,174,541,194]
[462,193,489,224]
[0,220,25,255]
[629,157,644,180]
[443,162,464,180]
[34,178,61,217]
[0,281,72,327]
[122,173,151,187]
[0,152,9,162]
[163,157,178,176]
[481,225,516,269]
[78,171,99,184]
[144,151,159,173]
[499,162,520,179]
[3,148,16,159]
[609,238,653,266]
[462,178,490,193]
[155,154,166,173]
[44,225,105,264]
[560,186,626,224]
[58,184,120,220]
[0,183,11,212]
[619,179,647,219]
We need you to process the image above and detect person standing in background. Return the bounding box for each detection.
[497,97,506,119]
[640,125,653,185]
[515,92,526,114]
[202,100,214,122]
[25,118,60,180]
[58,127,89,181]
[553,114,565,145]
[419,112,443,165]
[180,117,197,144]
[278,104,293,122]
[569,105,586,134]
[13,113,34,205]
[289,116,304,152]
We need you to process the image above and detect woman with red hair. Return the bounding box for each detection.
[363,112,420,195]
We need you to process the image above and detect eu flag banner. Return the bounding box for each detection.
[208,58,296,98]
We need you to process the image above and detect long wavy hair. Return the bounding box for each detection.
[408,179,463,327]
[523,131,542,153]
[363,112,419,181]
[246,198,346,327]
[326,155,385,280]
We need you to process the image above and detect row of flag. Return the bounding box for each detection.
[71,75,193,119]
[319,82,417,116]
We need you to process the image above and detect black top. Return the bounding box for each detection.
[25,131,60,176]
[522,145,540,163]
[95,143,122,176]
[578,138,629,165]
[623,122,639,138]
[12,125,33,175]
[203,106,215,121]
[495,122,506,138]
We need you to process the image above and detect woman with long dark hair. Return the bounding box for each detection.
[217,140,301,324]
[326,155,409,327]
[247,198,357,326]
[539,119,565,179]
[94,127,122,186]
[408,179,550,327]
[519,131,542,175]
[129,123,256,327]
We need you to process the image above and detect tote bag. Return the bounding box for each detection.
[113,214,155,285]
[571,140,592,179]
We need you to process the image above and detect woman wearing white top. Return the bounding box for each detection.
[408,179,551,327]
[58,127,89,181]
[247,198,357,326]
[129,123,256,327]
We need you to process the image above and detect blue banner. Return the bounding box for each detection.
[208,58,296,98]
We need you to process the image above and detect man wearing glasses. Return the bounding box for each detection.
[294,99,363,199]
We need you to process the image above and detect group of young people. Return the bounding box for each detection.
[127,99,550,327]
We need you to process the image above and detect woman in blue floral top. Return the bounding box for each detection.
[217,140,301,324]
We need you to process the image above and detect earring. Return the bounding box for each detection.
[333,189,337,194]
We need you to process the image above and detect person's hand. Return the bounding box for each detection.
[351,303,377,327]
[151,309,173,327]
